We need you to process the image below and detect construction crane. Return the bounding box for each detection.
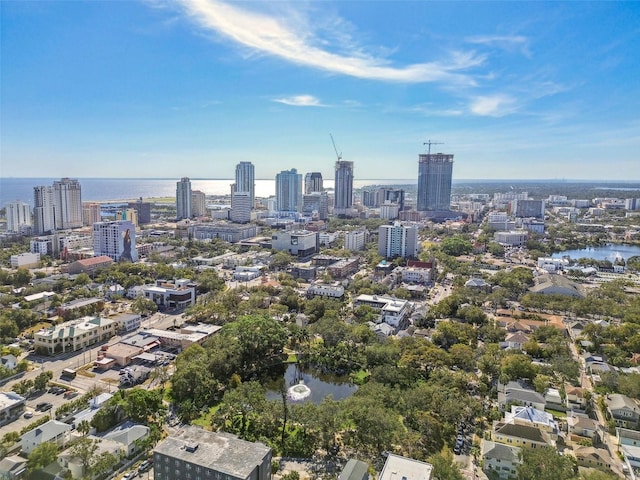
[423,140,444,155]
[330,133,342,161]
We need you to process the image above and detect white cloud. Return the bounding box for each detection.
[469,94,518,117]
[467,35,531,57]
[272,95,325,107]
[176,0,483,85]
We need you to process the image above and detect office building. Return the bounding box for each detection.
[192,190,207,217]
[304,172,324,194]
[417,153,453,211]
[93,220,138,262]
[153,426,272,480]
[271,230,318,260]
[6,201,31,233]
[52,178,83,229]
[128,198,152,224]
[275,168,302,212]
[380,201,400,220]
[176,177,192,220]
[378,222,419,259]
[234,162,255,209]
[302,192,329,220]
[512,199,545,219]
[230,192,252,223]
[33,186,56,235]
[334,161,354,213]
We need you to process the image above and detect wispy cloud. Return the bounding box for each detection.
[175,0,484,85]
[467,34,531,57]
[469,94,518,117]
[273,95,325,107]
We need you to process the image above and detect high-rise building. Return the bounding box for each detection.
[6,201,31,233]
[417,153,453,211]
[83,203,102,226]
[191,190,207,217]
[302,192,329,220]
[511,199,545,219]
[379,188,405,211]
[52,178,83,229]
[275,168,302,212]
[115,208,138,227]
[127,198,151,224]
[334,161,354,213]
[93,220,138,262]
[304,172,324,194]
[235,162,255,209]
[33,186,56,235]
[230,192,252,223]
[176,177,192,220]
[378,222,419,259]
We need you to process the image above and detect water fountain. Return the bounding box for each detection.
[287,380,311,401]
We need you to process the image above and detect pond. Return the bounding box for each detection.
[551,244,640,262]
[265,363,357,404]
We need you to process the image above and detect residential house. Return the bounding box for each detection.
[101,421,150,456]
[338,459,370,480]
[21,420,72,455]
[605,394,640,429]
[573,446,614,472]
[565,386,588,410]
[617,428,640,471]
[0,355,17,371]
[481,439,520,480]
[500,332,530,351]
[544,388,565,412]
[567,412,599,440]
[504,406,559,439]
[492,422,555,448]
[0,455,27,480]
[498,381,546,411]
[58,437,124,480]
[379,454,433,480]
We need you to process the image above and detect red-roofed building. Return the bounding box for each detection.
[66,256,114,275]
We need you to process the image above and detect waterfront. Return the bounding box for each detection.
[0,177,415,206]
[551,244,640,262]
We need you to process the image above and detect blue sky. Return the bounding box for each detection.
[2,1,639,180]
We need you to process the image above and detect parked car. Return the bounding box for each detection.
[36,402,53,412]
[138,460,152,473]
[23,411,33,419]
[121,472,136,480]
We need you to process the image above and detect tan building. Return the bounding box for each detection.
[66,255,114,275]
[34,316,117,355]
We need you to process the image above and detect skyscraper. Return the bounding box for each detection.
[93,220,138,262]
[417,153,454,211]
[304,172,324,194]
[378,222,419,259]
[334,161,354,213]
[234,162,255,209]
[6,201,31,233]
[275,168,302,212]
[52,178,82,229]
[33,186,56,234]
[176,177,192,220]
[191,190,207,217]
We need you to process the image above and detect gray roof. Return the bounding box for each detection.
[339,459,370,480]
[154,426,271,478]
[501,384,545,406]
[606,394,639,412]
[102,421,149,446]
[495,422,547,444]
[482,440,520,463]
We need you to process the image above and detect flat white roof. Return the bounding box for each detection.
[380,453,433,480]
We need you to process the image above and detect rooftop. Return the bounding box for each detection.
[379,453,433,480]
[154,426,271,477]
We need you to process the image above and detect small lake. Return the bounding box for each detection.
[265,363,357,404]
[551,244,640,262]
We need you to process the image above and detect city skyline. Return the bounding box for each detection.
[2,1,639,180]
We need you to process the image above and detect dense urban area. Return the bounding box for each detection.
[1,167,640,480]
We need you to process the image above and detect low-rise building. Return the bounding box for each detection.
[529,273,586,298]
[66,255,114,275]
[271,230,319,260]
[379,453,432,480]
[112,313,141,332]
[494,230,528,247]
[144,324,222,350]
[10,252,40,269]
[189,222,259,243]
[567,412,598,439]
[481,439,520,480]
[605,393,640,429]
[21,420,72,455]
[498,381,546,411]
[57,297,105,319]
[135,279,197,309]
[327,257,360,278]
[573,446,614,472]
[306,283,345,299]
[0,392,25,427]
[34,316,117,355]
[153,426,272,480]
[354,294,411,329]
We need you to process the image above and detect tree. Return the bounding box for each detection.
[33,370,53,391]
[271,251,293,270]
[501,354,537,382]
[440,236,472,257]
[77,420,91,437]
[517,446,576,480]
[68,437,99,477]
[131,297,158,317]
[213,381,267,440]
[27,441,59,471]
[12,268,32,288]
[428,446,466,480]
[122,388,164,423]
